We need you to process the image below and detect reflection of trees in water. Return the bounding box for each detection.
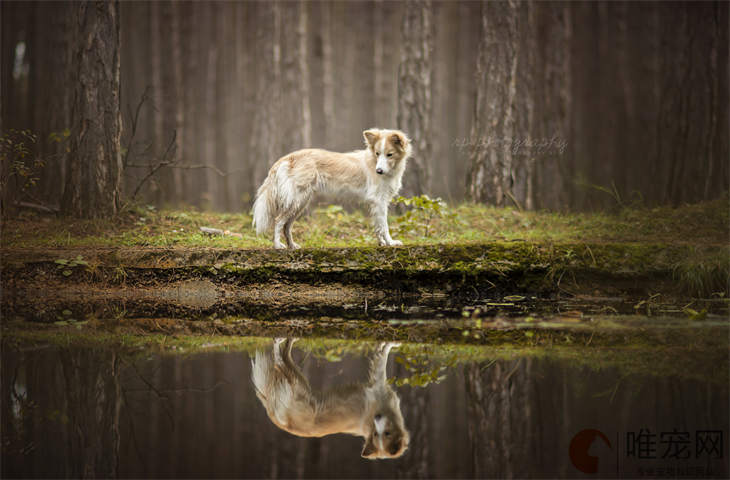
[1,348,122,478]
[59,350,122,478]
[464,359,536,479]
[3,346,727,478]
[397,386,429,478]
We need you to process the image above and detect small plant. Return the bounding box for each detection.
[391,350,453,388]
[392,194,453,238]
[54,255,88,277]
[1,128,70,213]
[0,129,41,203]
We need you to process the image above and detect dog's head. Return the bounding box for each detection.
[361,408,410,460]
[363,128,412,176]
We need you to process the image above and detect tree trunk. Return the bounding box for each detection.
[320,2,335,146]
[466,0,520,205]
[35,1,72,207]
[249,1,280,192]
[533,2,571,210]
[279,1,311,153]
[397,0,433,197]
[61,0,122,218]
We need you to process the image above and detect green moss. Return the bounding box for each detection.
[3,197,728,296]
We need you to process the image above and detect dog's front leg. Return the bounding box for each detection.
[370,201,402,247]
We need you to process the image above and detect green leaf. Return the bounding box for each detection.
[62,270,72,276]
[62,309,72,316]
[55,259,68,265]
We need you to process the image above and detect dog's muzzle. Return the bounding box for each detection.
[376,168,384,175]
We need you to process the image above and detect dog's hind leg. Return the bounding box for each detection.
[273,219,286,249]
[284,218,300,250]
[284,198,310,249]
[274,338,311,391]
[368,342,400,385]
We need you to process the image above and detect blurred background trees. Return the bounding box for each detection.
[1,1,727,217]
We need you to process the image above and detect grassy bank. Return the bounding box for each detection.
[2,196,727,249]
[2,197,728,299]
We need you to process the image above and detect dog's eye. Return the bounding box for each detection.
[376,151,380,156]
[385,431,391,437]
[387,153,393,158]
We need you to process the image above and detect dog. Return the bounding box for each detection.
[251,338,409,459]
[251,128,412,249]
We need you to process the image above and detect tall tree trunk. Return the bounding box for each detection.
[249,1,280,193]
[61,0,122,218]
[512,0,536,210]
[432,1,459,200]
[148,1,163,203]
[450,1,480,201]
[36,1,72,207]
[166,0,184,204]
[466,0,520,205]
[279,1,311,153]
[397,0,433,197]
[533,2,571,210]
[320,2,335,146]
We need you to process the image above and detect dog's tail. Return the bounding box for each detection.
[252,161,301,235]
[252,174,275,235]
[251,349,271,400]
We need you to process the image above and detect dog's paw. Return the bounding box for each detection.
[288,242,301,250]
[274,243,287,250]
[389,239,403,246]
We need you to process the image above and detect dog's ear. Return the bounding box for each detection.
[363,129,380,148]
[361,437,377,459]
[389,132,410,151]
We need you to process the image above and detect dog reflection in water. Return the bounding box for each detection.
[251,338,409,459]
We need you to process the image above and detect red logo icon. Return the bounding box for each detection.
[570,429,612,474]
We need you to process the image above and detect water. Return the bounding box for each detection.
[2,336,728,478]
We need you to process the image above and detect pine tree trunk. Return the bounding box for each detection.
[279,1,311,153]
[250,1,280,191]
[61,0,122,218]
[466,0,520,205]
[533,2,571,210]
[397,0,433,197]
[320,2,335,145]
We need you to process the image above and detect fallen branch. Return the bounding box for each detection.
[13,201,60,214]
[199,226,243,239]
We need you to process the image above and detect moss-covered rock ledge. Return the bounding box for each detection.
[3,241,727,298]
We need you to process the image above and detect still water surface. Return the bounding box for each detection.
[2,338,727,478]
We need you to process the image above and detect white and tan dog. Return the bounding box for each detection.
[251,338,409,459]
[252,128,412,249]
